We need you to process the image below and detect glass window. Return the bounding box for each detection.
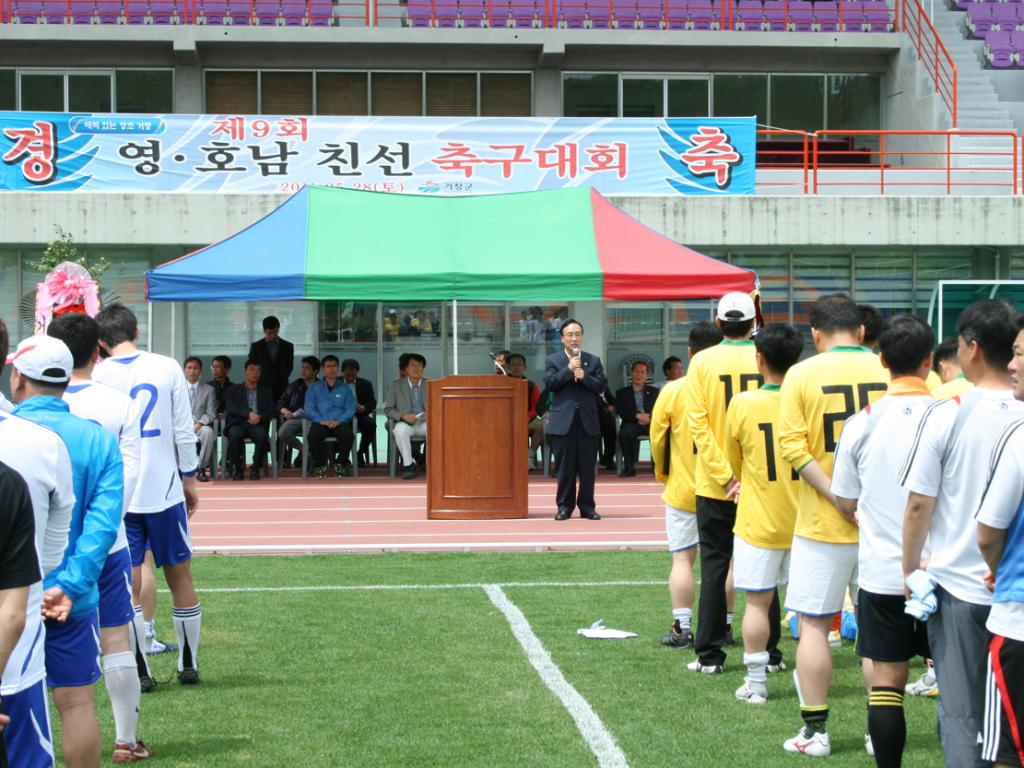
[371,72,423,116]
[261,71,313,115]
[792,252,852,331]
[729,252,790,324]
[205,71,258,114]
[770,75,823,133]
[854,253,914,316]
[68,74,112,112]
[827,75,881,130]
[187,301,250,357]
[0,70,15,111]
[915,251,975,331]
[95,252,152,350]
[480,73,531,116]
[667,300,715,372]
[316,72,369,115]
[20,73,64,111]
[116,70,173,113]
[508,304,568,376]
[667,78,710,117]
[562,74,617,117]
[319,301,377,344]
[380,303,444,381]
[252,301,316,360]
[606,304,663,390]
[713,74,767,122]
[622,78,663,117]
[426,73,477,116]
[0,251,21,351]
[447,302,504,374]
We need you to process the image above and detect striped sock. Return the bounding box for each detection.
[868,687,905,768]
[800,704,829,733]
[172,603,202,672]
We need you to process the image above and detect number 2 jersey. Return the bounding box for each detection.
[779,345,888,545]
[94,350,198,513]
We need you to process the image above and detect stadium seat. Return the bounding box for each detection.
[735,0,764,30]
[196,0,231,23]
[790,0,814,30]
[663,0,687,27]
[69,0,93,22]
[589,0,614,28]
[688,0,721,29]
[252,0,281,24]
[460,0,486,27]
[559,0,587,27]
[94,0,120,21]
[41,0,67,22]
[308,0,331,25]
[1014,30,1024,65]
[985,29,1016,66]
[861,0,889,30]
[815,0,840,31]
[762,0,786,28]
[508,0,541,25]
[406,0,433,25]
[967,3,995,36]
[993,2,1021,31]
[13,0,44,21]
[635,0,662,28]
[147,0,179,22]
[434,0,458,26]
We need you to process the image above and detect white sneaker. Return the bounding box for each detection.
[686,659,723,674]
[828,630,842,648]
[735,681,767,704]
[149,637,168,654]
[783,727,831,757]
[864,734,874,756]
[767,661,788,673]
[905,671,938,697]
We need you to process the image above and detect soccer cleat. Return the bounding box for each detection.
[112,740,153,763]
[735,681,767,704]
[905,671,939,697]
[783,727,831,757]
[313,465,327,479]
[334,464,347,479]
[660,626,694,649]
[178,667,200,685]
[138,674,155,694]
[686,659,723,674]
[724,626,737,647]
[864,734,874,757]
[767,661,788,673]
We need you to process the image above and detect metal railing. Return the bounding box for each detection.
[899,0,958,126]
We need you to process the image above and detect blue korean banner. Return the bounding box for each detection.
[0,112,755,195]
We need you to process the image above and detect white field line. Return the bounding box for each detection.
[484,584,629,768]
[192,540,665,552]
[194,509,664,516]
[192,530,660,539]
[187,579,664,594]
[196,492,663,502]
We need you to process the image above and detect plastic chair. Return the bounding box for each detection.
[70,0,94,22]
[147,0,178,22]
[986,29,1016,66]
[434,0,458,25]
[762,0,786,29]
[734,0,763,29]
[460,0,486,26]
[220,418,278,480]
[635,0,662,27]
[664,0,689,28]
[300,418,361,478]
[815,0,839,31]
[387,418,426,478]
[790,0,814,29]
[688,0,721,29]
[861,0,889,30]
[252,0,281,23]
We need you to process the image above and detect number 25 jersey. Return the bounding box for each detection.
[779,346,888,544]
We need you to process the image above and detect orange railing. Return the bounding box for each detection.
[812,130,1017,194]
[899,0,958,126]
[756,128,810,194]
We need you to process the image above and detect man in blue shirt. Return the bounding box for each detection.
[9,334,124,768]
[305,355,356,479]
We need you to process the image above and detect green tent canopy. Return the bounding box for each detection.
[146,186,756,302]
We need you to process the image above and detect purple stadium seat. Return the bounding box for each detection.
[993,2,1020,30]
[41,0,66,21]
[308,0,331,23]
[862,0,889,29]
[1014,30,1024,66]
[196,0,230,22]
[433,0,458,25]
[815,0,839,30]
[952,0,970,10]
[69,0,93,21]
[762,0,785,28]
[688,0,720,29]
[559,0,587,26]
[589,0,615,27]
[664,0,687,26]
[123,0,145,21]
[967,3,995,36]
[735,0,763,29]
[252,0,279,23]
[94,0,120,20]
[790,0,813,29]
[406,0,432,25]
[505,0,538,25]
[986,30,1015,66]
[13,0,44,21]
[839,0,865,29]
[635,0,660,26]
[460,0,486,25]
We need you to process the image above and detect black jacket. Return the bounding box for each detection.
[542,349,607,437]
[248,337,295,401]
[614,384,660,424]
[225,382,276,430]
[346,376,378,416]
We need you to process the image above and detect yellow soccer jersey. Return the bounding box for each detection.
[684,340,763,500]
[926,370,941,392]
[651,377,697,512]
[932,374,973,400]
[727,386,799,550]
[778,345,889,544]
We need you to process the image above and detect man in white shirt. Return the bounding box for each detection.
[94,303,203,687]
[901,299,1024,768]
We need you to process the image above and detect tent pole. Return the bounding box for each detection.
[147,302,153,352]
[452,299,459,375]
[170,302,176,360]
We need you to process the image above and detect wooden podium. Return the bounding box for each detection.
[426,375,529,520]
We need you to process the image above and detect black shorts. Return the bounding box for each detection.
[983,633,1024,768]
[855,588,930,662]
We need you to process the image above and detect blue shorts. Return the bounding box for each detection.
[125,503,193,568]
[44,611,101,689]
[1,679,55,768]
[98,547,135,629]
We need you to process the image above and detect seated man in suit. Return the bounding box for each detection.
[598,383,618,470]
[384,353,428,480]
[615,360,660,477]
[305,355,356,479]
[184,356,217,482]
[507,353,543,469]
[341,359,377,467]
[208,354,233,418]
[225,360,275,480]
[277,355,320,469]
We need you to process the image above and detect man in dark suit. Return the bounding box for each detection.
[543,319,607,521]
[341,359,377,467]
[614,360,660,477]
[225,359,276,480]
[248,315,294,402]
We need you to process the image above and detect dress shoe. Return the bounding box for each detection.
[581,510,601,520]
[402,463,418,480]
[554,507,572,521]
[249,466,261,481]
[197,468,209,482]
[618,468,636,478]
[232,467,243,481]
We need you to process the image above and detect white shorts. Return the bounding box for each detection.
[784,535,859,617]
[733,535,790,592]
[665,504,699,553]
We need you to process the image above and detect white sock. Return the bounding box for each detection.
[172,603,202,672]
[104,652,141,746]
[130,607,152,677]
[726,612,734,627]
[744,651,770,687]
[672,608,692,632]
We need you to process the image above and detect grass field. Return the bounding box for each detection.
[78,551,944,767]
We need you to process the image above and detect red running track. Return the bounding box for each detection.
[190,466,668,554]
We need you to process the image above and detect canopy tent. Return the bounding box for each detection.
[146,186,755,303]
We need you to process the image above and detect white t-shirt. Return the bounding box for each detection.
[975,417,1024,642]
[832,393,933,595]
[0,411,75,696]
[900,387,1024,605]
[0,391,13,413]
[63,379,141,553]
[94,350,197,513]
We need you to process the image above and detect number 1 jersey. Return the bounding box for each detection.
[94,351,198,514]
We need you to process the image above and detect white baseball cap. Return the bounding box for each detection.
[716,292,757,322]
[6,335,73,384]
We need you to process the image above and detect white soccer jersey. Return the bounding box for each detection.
[0,411,74,696]
[832,391,933,595]
[63,379,141,553]
[0,391,13,413]
[94,350,197,513]
[976,418,1024,643]
[900,387,1024,605]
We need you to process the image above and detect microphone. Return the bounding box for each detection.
[489,352,509,376]
[571,346,581,357]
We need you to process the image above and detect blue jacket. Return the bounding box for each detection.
[305,378,356,424]
[16,396,123,618]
